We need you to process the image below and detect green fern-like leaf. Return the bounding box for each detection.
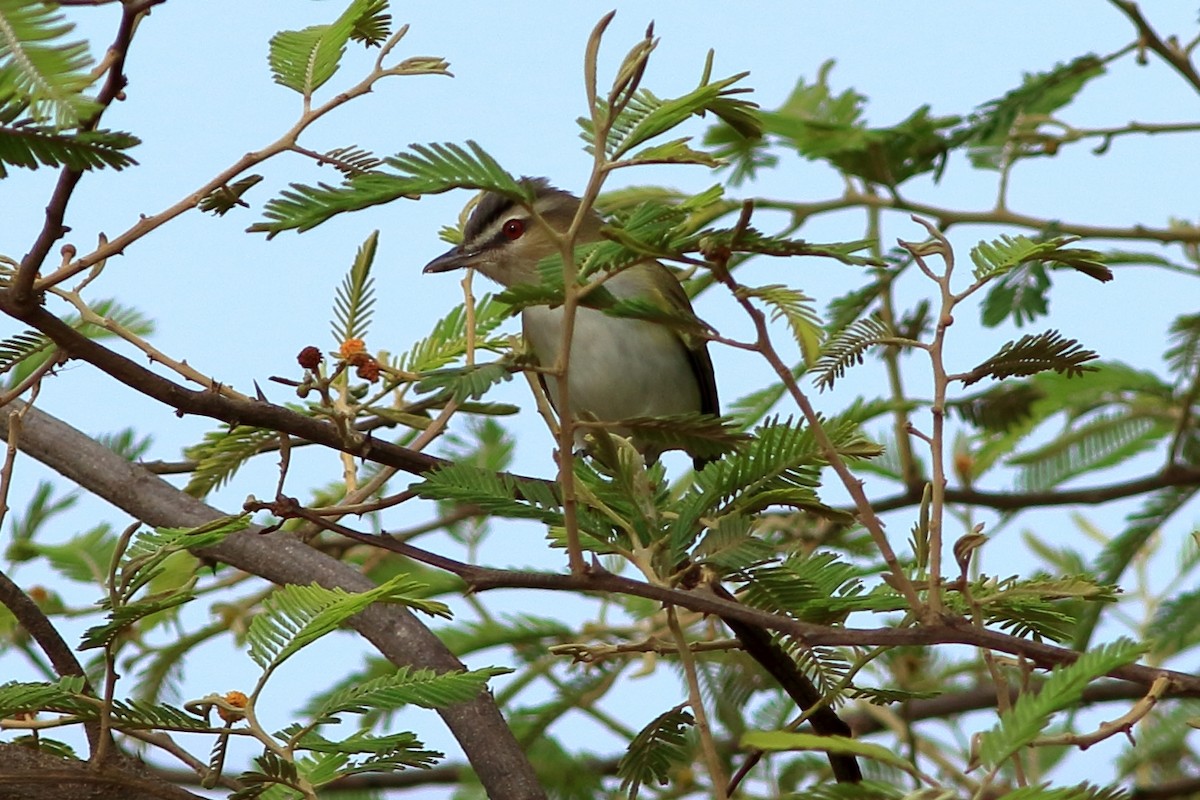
[288,726,435,760]
[0,676,90,718]
[740,284,824,366]
[252,140,526,236]
[974,575,1117,642]
[1148,585,1200,658]
[812,316,891,391]
[119,517,249,598]
[966,54,1105,168]
[970,234,1110,283]
[1008,413,1168,491]
[231,751,299,800]
[979,639,1144,767]
[415,360,513,402]
[951,381,1046,432]
[81,587,196,650]
[669,416,878,558]
[247,576,449,675]
[617,707,695,798]
[587,413,750,462]
[411,462,564,525]
[436,614,572,657]
[313,665,510,717]
[739,551,884,625]
[724,367,796,430]
[0,298,155,388]
[999,783,1130,800]
[320,144,384,176]
[348,0,391,46]
[268,0,375,96]
[582,62,758,161]
[704,228,878,267]
[108,698,213,732]
[742,731,914,774]
[184,425,281,498]
[1165,312,1200,382]
[332,230,378,343]
[0,124,138,176]
[960,329,1099,386]
[198,174,263,216]
[980,260,1051,328]
[0,0,99,127]
[0,329,52,379]
[1081,482,1199,649]
[399,293,512,373]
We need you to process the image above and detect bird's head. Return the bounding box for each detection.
[422,178,602,286]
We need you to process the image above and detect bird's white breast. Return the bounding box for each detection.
[521,303,701,423]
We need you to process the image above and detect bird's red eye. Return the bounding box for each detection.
[502,218,525,240]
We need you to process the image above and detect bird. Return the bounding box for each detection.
[423,179,719,469]
[423,179,862,783]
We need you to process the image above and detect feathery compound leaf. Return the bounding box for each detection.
[978,639,1143,767]
[812,315,891,391]
[332,231,378,342]
[252,140,525,236]
[247,575,449,674]
[118,517,249,599]
[415,360,513,402]
[617,708,695,798]
[1008,413,1168,491]
[970,234,1111,283]
[703,228,878,267]
[582,60,758,161]
[0,298,154,388]
[670,415,876,555]
[967,55,1105,168]
[399,293,512,372]
[198,175,263,216]
[960,330,1099,386]
[0,124,138,176]
[998,784,1128,800]
[0,0,99,127]
[320,143,384,176]
[314,665,510,717]
[411,463,563,524]
[1165,312,1200,382]
[742,731,915,774]
[0,676,90,718]
[81,587,196,650]
[0,329,51,380]
[348,0,391,46]
[184,425,281,498]
[740,284,824,366]
[268,0,375,95]
[108,698,212,732]
[588,413,750,462]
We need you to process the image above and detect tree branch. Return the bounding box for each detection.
[867,464,1200,513]
[13,1,165,304]
[1109,1,1200,95]
[0,399,546,800]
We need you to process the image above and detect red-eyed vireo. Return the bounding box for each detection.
[423,179,719,468]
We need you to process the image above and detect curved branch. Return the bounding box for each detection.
[0,399,546,800]
[14,1,166,303]
[758,192,1200,245]
[867,465,1200,513]
[0,569,107,754]
[1109,1,1200,95]
[283,511,1200,697]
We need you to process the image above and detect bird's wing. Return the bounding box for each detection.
[614,262,721,417]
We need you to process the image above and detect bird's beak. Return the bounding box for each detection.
[422,245,472,274]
